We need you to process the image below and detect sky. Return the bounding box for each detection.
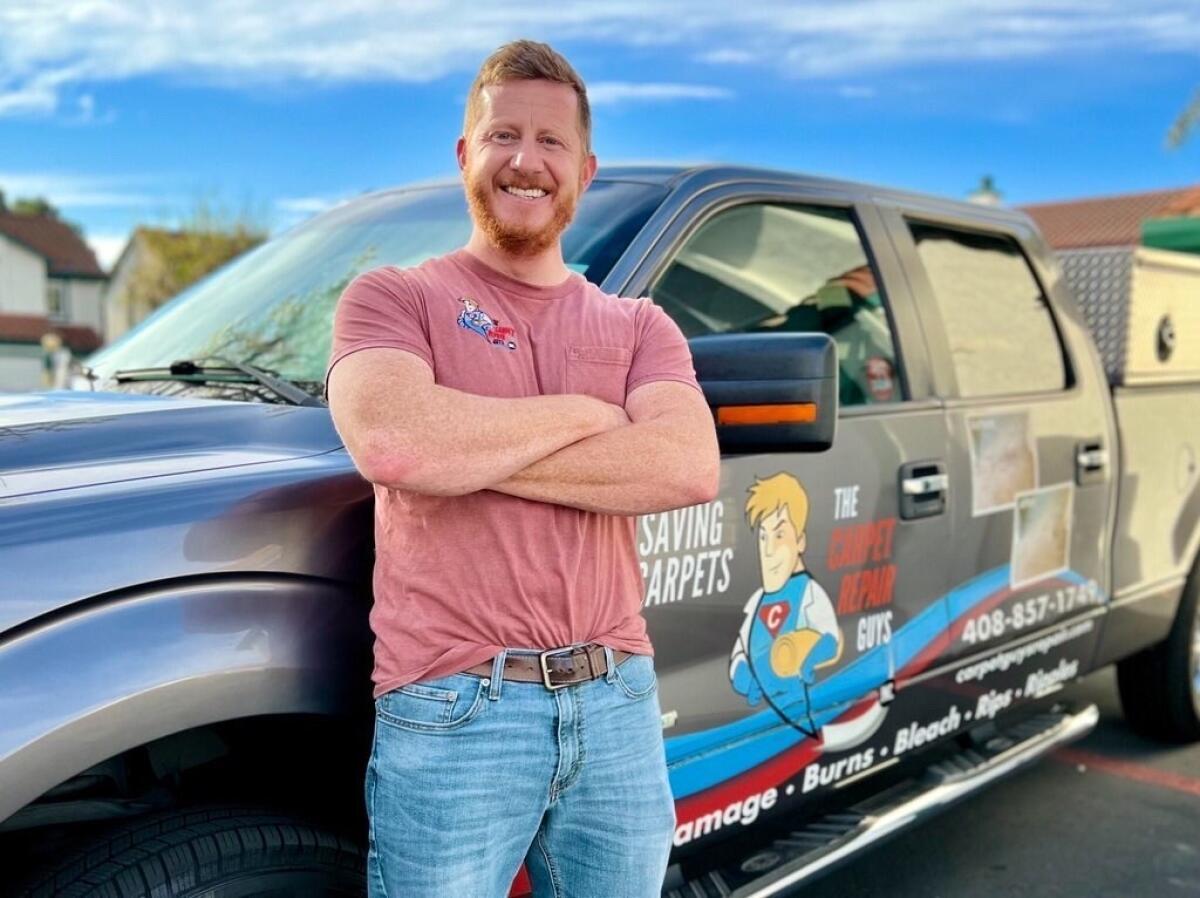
[0,0,1197,271]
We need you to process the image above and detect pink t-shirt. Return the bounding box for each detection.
[326,248,703,699]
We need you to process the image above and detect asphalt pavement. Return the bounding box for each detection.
[797,667,1200,897]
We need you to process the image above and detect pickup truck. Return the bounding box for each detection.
[4,164,1199,897]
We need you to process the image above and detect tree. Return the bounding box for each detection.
[1167,88,1200,149]
[123,193,271,318]
[10,196,60,218]
[124,228,267,317]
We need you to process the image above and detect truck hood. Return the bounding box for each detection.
[0,390,344,499]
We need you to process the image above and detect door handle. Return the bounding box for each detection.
[901,473,949,495]
[899,460,947,520]
[1076,439,1107,486]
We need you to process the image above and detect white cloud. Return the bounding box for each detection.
[86,232,129,270]
[588,82,735,105]
[0,1,1197,120]
[272,192,366,232]
[837,85,877,99]
[275,195,343,215]
[66,93,117,125]
[0,171,159,207]
[697,48,757,65]
[0,68,75,116]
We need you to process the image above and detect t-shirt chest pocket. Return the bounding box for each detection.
[565,344,632,406]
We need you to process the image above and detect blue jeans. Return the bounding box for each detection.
[365,646,677,897]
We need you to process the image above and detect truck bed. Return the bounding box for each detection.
[1058,245,1200,599]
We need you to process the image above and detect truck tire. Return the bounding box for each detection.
[12,804,365,897]
[1117,569,1200,743]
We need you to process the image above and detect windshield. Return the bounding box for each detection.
[88,179,666,386]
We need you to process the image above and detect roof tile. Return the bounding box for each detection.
[1019,185,1200,249]
[0,212,106,278]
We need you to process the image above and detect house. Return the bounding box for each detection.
[1020,186,1200,389]
[104,226,264,342]
[1020,184,1200,253]
[0,208,107,391]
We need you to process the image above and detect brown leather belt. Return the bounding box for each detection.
[462,643,634,691]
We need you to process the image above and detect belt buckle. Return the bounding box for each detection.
[538,646,579,691]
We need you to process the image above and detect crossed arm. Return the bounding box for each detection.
[327,347,720,515]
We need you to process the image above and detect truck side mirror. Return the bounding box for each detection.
[689,333,838,453]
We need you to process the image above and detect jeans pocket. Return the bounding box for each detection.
[613,653,657,700]
[375,674,487,731]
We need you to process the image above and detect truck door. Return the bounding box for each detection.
[884,208,1113,672]
[615,184,955,818]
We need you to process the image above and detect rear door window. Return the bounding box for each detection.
[907,222,1067,398]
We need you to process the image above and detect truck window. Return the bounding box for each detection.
[908,222,1067,398]
[649,203,903,406]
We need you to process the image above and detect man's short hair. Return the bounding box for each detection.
[463,39,592,155]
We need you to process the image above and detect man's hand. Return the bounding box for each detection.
[599,400,632,432]
[484,380,720,515]
[327,347,629,495]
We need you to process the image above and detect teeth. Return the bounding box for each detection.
[503,186,547,199]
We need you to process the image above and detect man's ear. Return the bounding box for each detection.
[456,137,467,173]
[579,152,598,191]
[798,531,807,556]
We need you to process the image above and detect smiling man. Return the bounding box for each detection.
[325,40,720,897]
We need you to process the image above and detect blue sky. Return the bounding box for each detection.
[1,0,1197,269]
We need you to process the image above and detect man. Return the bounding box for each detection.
[326,39,720,897]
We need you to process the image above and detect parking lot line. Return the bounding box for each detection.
[1054,747,1200,799]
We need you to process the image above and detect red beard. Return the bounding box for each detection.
[465,173,577,257]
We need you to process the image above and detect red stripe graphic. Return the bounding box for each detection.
[674,737,823,823]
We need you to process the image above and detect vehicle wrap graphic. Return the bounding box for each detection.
[730,474,843,726]
[665,563,1096,845]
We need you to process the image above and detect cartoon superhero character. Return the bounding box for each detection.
[457,297,518,350]
[729,473,843,711]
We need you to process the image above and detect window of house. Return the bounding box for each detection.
[908,222,1067,398]
[648,202,902,406]
[46,281,68,320]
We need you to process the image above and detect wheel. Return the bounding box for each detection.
[12,804,365,897]
[1117,568,1200,743]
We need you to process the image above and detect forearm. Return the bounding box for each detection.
[362,384,616,495]
[486,416,720,515]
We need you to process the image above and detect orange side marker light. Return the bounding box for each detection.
[716,403,817,426]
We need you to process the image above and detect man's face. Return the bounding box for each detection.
[457,79,597,257]
[757,505,807,593]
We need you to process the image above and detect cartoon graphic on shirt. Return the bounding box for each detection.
[729,473,843,719]
[456,297,518,351]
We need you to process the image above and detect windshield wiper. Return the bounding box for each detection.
[112,358,326,407]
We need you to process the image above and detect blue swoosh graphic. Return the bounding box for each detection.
[666,565,1090,798]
